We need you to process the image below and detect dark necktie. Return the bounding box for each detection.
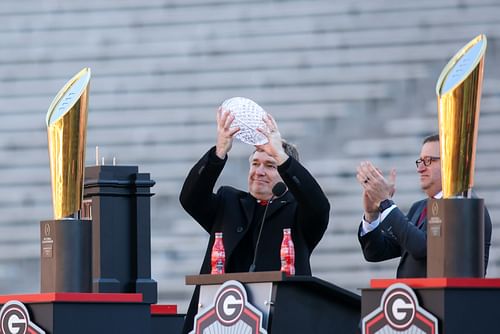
[416,205,427,228]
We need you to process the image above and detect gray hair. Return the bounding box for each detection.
[281,140,299,161]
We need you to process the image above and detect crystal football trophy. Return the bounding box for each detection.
[221,97,269,145]
[428,35,487,277]
[41,68,92,292]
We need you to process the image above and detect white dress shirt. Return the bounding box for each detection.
[360,191,443,236]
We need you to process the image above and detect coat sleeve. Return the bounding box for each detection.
[382,206,427,259]
[179,146,226,233]
[278,157,330,250]
[358,222,402,262]
[358,201,426,261]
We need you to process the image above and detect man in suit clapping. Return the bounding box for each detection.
[356,134,492,278]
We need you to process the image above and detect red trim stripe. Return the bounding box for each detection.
[151,304,177,315]
[415,312,437,334]
[0,293,143,304]
[370,278,500,289]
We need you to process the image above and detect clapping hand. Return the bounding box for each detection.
[356,161,397,222]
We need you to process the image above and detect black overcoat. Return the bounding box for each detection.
[179,146,330,333]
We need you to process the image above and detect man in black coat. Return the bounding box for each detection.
[356,134,491,278]
[179,108,330,333]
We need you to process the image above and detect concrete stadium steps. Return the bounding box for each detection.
[1,0,498,44]
[0,258,40,294]
[0,204,51,225]
[3,23,498,65]
[0,64,433,99]
[0,102,353,133]
[1,84,389,115]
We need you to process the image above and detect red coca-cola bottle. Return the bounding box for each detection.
[211,232,225,274]
[280,228,295,276]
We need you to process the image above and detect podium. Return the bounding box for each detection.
[362,278,500,333]
[0,293,183,334]
[186,271,360,333]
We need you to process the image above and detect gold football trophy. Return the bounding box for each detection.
[41,68,92,292]
[428,35,487,277]
[46,67,91,219]
[436,34,487,198]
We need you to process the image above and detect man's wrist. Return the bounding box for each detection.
[215,147,227,160]
[275,151,289,165]
[378,199,394,213]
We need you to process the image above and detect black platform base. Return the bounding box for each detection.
[0,293,183,334]
[363,278,500,333]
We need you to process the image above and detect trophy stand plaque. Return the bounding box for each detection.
[427,198,484,277]
[40,219,92,292]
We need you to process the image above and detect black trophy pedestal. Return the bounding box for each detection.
[40,219,92,292]
[427,198,484,277]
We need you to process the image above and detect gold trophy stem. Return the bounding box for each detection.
[46,68,91,219]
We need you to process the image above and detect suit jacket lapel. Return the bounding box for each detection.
[401,200,427,261]
[415,200,428,229]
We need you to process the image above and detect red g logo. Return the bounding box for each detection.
[362,283,438,334]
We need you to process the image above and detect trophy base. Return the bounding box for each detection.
[427,198,484,277]
[40,219,92,292]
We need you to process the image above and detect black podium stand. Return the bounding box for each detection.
[186,271,360,333]
[83,165,157,303]
[362,278,500,333]
[0,293,183,334]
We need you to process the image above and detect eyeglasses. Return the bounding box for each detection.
[415,156,440,168]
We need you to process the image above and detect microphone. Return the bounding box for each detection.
[249,182,287,272]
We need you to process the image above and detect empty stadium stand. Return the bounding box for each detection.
[1,0,500,312]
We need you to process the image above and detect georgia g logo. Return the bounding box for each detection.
[190,280,267,334]
[383,287,416,330]
[0,301,45,334]
[362,283,438,334]
[215,286,244,325]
